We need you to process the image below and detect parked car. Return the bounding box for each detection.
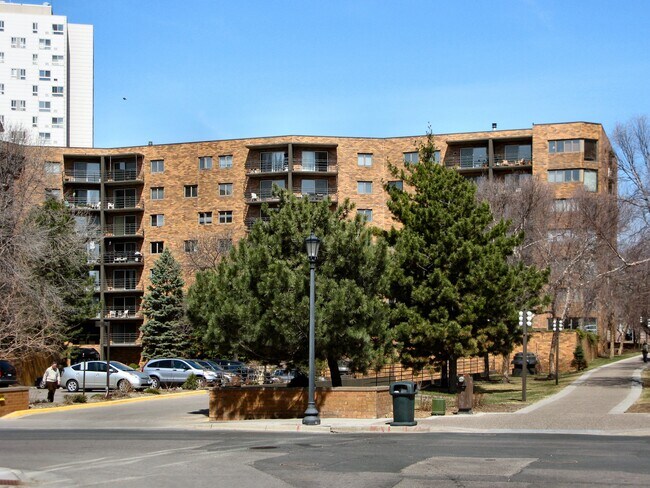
[143,358,219,388]
[0,360,18,387]
[213,359,256,383]
[60,361,152,392]
[193,359,238,385]
[511,352,539,375]
[269,369,296,384]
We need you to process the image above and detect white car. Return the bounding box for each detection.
[60,361,152,392]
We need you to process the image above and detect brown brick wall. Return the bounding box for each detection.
[209,385,391,420]
[524,330,598,373]
[0,387,29,417]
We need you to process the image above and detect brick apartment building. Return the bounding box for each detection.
[40,121,615,363]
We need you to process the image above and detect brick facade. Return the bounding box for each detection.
[0,387,29,417]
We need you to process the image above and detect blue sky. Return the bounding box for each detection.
[43,0,650,147]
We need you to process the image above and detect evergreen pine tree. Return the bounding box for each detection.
[141,249,191,359]
[571,342,588,371]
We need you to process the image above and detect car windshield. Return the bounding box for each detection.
[185,360,204,369]
[204,361,225,371]
[110,361,135,371]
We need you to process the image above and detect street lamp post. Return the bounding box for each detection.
[553,318,563,385]
[303,233,321,426]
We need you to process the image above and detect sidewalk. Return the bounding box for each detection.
[203,356,650,436]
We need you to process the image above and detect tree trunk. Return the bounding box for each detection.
[609,316,616,358]
[448,358,458,393]
[501,353,511,383]
[548,331,558,379]
[440,361,448,389]
[327,356,342,387]
[483,353,490,380]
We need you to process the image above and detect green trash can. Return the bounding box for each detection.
[389,381,417,426]
[431,398,446,416]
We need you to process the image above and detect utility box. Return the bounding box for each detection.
[431,398,446,416]
[456,374,473,414]
[389,381,417,426]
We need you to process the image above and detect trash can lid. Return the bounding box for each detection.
[389,381,417,395]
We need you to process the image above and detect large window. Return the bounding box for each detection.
[583,170,598,192]
[549,139,581,153]
[584,140,598,161]
[150,241,164,254]
[547,169,597,191]
[301,179,328,195]
[39,38,51,50]
[260,179,285,198]
[357,209,373,222]
[52,86,64,97]
[150,187,164,200]
[357,181,373,194]
[403,152,419,164]
[460,147,487,168]
[150,214,164,227]
[11,100,26,111]
[52,24,64,35]
[39,101,51,112]
[11,37,26,48]
[11,68,26,80]
[387,180,403,191]
[358,153,373,167]
[39,70,50,80]
[503,144,532,163]
[150,160,164,173]
[198,212,212,225]
[219,183,233,196]
[184,185,198,198]
[261,152,286,172]
[302,151,328,171]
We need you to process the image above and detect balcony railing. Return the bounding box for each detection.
[104,306,141,319]
[444,157,489,169]
[104,169,143,182]
[103,278,141,291]
[64,170,101,183]
[244,190,283,203]
[103,251,143,264]
[292,158,337,173]
[111,332,140,345]
[104,196,144,210]
[245,158,289,174]
[103,223,143,237]
[494,157,533,167]
[292,186,338,201]
[245,217,271,230]
[64,197,101,210]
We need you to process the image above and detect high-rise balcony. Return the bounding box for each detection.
[292,186,338,201]
[104,169,144,183]
[103,196,144,211]
[103,251,144,264]
[292,158,338,174]
[63,169,101,183]
[103,223,143,237]
[245,158,289,175]
[103,306,142,320]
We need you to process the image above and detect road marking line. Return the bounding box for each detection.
[42,457,108,470]
[609,367,644,414]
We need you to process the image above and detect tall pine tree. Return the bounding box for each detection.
[141,249,191,360]
[386,133,546,390]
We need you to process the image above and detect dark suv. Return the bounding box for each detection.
[0,360,18,387]
[511,352,539,375]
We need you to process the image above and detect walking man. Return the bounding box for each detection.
[642,342,648,363]
[43,362,60,402]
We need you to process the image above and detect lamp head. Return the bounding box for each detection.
[305,233,320,262]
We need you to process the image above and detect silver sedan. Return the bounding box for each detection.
[60,361,152,392]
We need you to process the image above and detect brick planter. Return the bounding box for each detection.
[209,385,391,421]
[0,387,29,417]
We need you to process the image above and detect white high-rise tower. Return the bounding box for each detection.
[0,1,93,147]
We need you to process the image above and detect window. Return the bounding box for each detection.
[32,22,38,33]
[11,100,26,111]
[403,152,419,164]
[219,155,233,169]
[549,139,581,154]
[387,180,403,191]
[32,53,38,64]
[33,85,38,96]
[548,169,581,183]
[32,116,38,127]
[301,179,328,195]
[150,241,164,254]
[0,20,4,31]
[218,211,233,224]
[584,170,598,192]
[150,187,164,200]
[460,147,488,168]
[0,83,3,95]
[52,86,64,97]
[51,117,63,128]
[39,38,51,50]
[39,101,51,112]
[184,185,198,198]
[199,156,213,170]
[433,150,441,163]
[198,212,213,225]
[357,181,373,194]
[45,162,61,174]
[39,70,51,80]
[184,240,198,253]
[357,209,373,222]
[52,54,64,65]
[0,52,4,63]
[11,37,26,48]
[218,239,232,252]
[260,179,286,197]
[219,183,233,196]
[584,140,598,161]
[150,214,164,227]
[261,152,286,172]
[39,132,51,142]
[52,24,64,35]
[45,188,61,200]
[11,68,26,80]
[150,160,164,173]
[302,151,328,171]
[554,199,577,212]
[503,144,532,163]
[358,153,373,167]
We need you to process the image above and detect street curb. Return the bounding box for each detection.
[3,389,208,420]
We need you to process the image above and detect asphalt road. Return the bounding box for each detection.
[1,429,650,487]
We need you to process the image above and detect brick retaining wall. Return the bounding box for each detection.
[0,387,29,417]
[209,385,391,421]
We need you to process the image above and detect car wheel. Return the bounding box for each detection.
[149,376,160,389]
[197,376,207,388]
[117,379,132,393]
[66,380,79,392]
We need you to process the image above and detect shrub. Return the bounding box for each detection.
[144,387,161,395]
[182,373,199,390]
[571,343,588,371]
[64,393,88,404]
